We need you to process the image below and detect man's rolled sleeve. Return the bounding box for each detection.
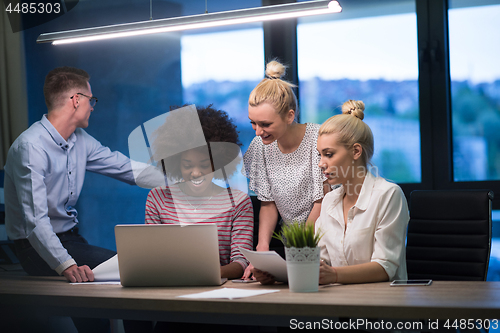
[55,259,77,275]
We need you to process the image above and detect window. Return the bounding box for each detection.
[181,27,264,154]
[181,27,264,192]
[449,1,500,182]
[297,1,420,183]
[449,0,500,281]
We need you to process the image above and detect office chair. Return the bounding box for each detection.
[406,189,494,281]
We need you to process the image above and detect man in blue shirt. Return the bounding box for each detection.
[4,66,136,284]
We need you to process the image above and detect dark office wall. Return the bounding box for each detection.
[23,0,183,250]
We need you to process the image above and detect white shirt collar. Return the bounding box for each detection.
[325,171,376,217]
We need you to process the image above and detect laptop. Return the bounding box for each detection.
[115,224,223,287]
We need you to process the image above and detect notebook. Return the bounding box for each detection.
[115,224,224,287]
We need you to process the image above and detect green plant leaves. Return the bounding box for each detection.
[272,222,323,248]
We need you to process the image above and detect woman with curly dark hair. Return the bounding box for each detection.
[144,105,254,280]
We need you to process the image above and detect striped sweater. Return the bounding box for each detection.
[145,184,254,269]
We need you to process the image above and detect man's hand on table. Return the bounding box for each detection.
[63,264,94,283]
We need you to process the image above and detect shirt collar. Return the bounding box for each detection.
[325,172,376,217]
[40,114,76,149]
[325,184,345,218]
[353,171,376,211]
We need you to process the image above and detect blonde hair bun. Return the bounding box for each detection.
[342,99,365,120]
[265,60,286,80]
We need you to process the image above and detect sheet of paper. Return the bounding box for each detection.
[239,248,288,282]
[70,255,121,285]
[177,287,279,299]
[92,254,120,282]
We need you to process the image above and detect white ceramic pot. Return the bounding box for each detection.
[285,246,320,292]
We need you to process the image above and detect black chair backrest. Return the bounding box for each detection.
[406,189,493,281]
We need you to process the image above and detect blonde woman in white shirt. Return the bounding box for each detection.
[316,100,409,285]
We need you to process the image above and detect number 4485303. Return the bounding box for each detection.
[5,2,61,14]
[444,319,498,330]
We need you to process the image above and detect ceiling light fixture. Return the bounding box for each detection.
[37,1,342,45]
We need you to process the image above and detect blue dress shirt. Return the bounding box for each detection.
[4,115,136,274]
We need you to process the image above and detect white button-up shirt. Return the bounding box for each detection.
[316,172,409,280]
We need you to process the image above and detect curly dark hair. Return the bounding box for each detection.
[150,105,242,181]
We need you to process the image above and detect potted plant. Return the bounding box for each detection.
[274,222,323,292]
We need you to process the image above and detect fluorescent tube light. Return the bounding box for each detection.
[37,1,342,45]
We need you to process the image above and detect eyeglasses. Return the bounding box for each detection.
[71,93,98,107]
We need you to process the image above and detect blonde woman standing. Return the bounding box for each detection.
[243,60,326,279]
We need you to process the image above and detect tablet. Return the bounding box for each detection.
[390,279,432,286]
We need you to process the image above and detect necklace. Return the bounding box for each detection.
[184,184,214,211]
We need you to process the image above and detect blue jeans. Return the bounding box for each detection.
[14,228,115,333]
